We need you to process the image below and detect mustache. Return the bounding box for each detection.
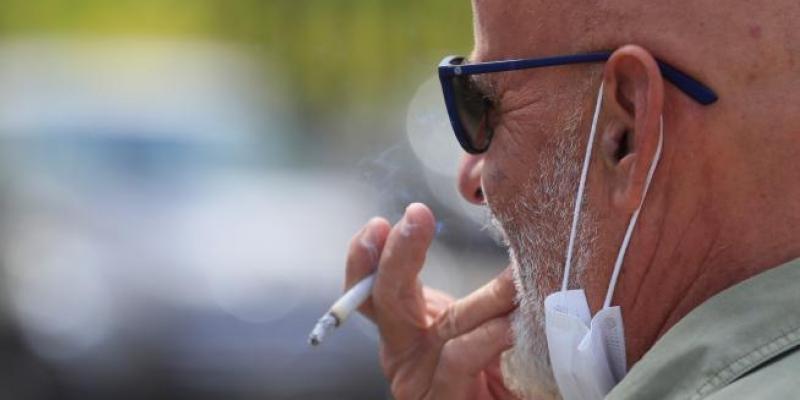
[481,207,511,248]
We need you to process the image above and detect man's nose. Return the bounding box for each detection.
[457,154,485,204]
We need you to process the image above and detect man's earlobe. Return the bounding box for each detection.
[598,45,664,213]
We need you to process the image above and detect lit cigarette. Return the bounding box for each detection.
[308,272,376,346]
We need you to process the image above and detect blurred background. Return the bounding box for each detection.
[0,1,508,399]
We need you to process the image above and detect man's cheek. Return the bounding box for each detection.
[480,161,510,208]
[482,146,533,207]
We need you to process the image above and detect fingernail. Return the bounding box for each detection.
[360,222,379,262]
[400,204,418,237]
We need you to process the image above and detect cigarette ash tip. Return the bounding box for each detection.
[307,313,338,347]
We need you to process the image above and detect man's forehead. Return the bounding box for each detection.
[470,0,595,62]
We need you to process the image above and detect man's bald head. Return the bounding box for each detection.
[471,0,800,126]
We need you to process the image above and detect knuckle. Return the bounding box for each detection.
[435,305,460,341]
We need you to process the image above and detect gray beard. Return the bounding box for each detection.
[487,105,598,400]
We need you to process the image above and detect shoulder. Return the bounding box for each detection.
[608,261,800,400]
[703,346,800,399]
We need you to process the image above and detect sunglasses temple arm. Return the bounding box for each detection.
[657,61,718,105]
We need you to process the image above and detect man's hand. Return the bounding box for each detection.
[345,203,519,400]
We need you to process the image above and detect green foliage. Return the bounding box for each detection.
[0,0,474,113]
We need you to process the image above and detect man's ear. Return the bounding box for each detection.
[599,45,665,213]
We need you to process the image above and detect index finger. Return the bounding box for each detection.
[432,266,517,343]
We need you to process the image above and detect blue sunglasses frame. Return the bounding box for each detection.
[438,51,718,154]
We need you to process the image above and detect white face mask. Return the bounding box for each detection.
[544,82,663,400]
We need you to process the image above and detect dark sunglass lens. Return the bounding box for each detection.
[451,75,493,152]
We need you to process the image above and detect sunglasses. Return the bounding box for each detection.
[438,51,718,154]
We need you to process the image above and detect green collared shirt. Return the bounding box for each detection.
[607,258,800,399]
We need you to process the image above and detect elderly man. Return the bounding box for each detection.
[344,0,800,399]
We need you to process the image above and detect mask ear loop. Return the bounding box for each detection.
[561,82,605,292]
[603,116,664,309]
